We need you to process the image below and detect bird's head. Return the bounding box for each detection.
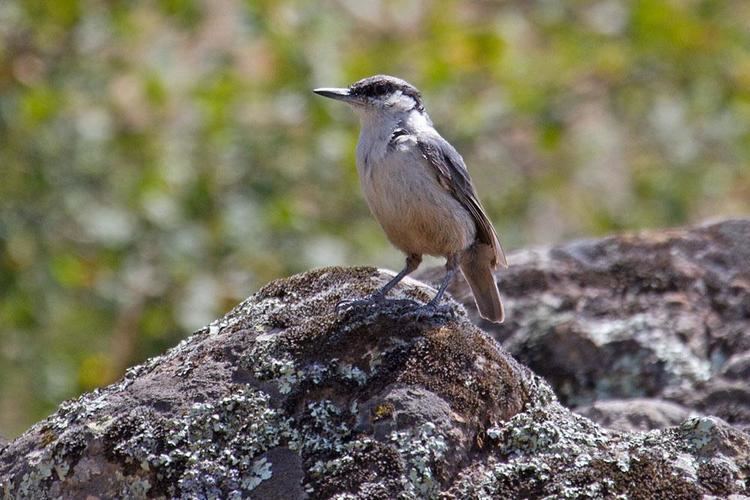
[314,75,425,118]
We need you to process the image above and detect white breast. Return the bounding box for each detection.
[355,127,476,257]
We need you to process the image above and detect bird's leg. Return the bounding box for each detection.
[373,253,422,299]
[410,253,459,318]
[337,254,422,313]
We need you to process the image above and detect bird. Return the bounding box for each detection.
[313,75,507,323]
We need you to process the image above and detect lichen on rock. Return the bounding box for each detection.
[423,219,750,434]
[2,220,749,498]
[0,267,531,498]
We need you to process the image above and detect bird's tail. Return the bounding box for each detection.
[459,243,505,323]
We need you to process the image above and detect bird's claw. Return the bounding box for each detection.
[399,301,457,322]
[336,296,377,314]
[335,294,420,315]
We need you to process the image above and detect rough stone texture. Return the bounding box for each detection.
[0,268,531,499]
[423,218,750,434]
[1,219,749,498]
[576,398,693,432]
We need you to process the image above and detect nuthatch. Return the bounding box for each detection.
[315,75,507,322]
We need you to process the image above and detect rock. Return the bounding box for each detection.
[2,261,749,498]
[421,218,750,432]
[448,411,749,499]
[576,398,693,432]
[723,352,750,380]
[0,268,530,499]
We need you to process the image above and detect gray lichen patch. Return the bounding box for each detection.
[389,422,448,498]
[449,388,749,499]
[110,387,295,498]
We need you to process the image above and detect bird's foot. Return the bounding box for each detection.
[336,294,420,315]
[335,295,381,314]
[400,301,457,322]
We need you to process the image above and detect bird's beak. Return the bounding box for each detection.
[313,87,357,103]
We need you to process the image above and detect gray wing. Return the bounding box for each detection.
[417,134,507,268]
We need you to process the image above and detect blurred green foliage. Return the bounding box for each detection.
[1,0,749,437]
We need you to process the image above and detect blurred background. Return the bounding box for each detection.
[1,0,749,438]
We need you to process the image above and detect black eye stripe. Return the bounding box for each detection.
[349,75,424,111]
[353,82,395,97]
